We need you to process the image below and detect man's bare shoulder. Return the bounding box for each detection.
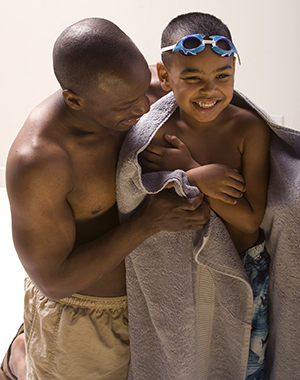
[6,92,73,196]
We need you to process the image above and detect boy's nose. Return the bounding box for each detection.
[199,80,216,94]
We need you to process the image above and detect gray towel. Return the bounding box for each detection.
[116,91,300,380]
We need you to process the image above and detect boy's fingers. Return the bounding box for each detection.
[226,177,246,192]
[224,187,244,198]
[230,170,245,184]
[145,144,165,156]
[141,150,161,163]
[164,134,184,149]
[218,194,238,205]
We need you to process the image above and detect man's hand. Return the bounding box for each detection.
[140,134,199,173]
[140,190,210,234]
[187,164,246,204]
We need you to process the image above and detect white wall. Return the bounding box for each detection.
[1,0,300,186]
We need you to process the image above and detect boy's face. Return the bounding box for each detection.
[79,60,151,132]
[159,47,236,125]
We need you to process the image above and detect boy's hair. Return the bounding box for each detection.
[161,12,233,68]
[53,18,145,95]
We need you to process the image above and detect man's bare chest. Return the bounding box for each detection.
[66,146,119,221]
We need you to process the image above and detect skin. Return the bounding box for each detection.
[140,46,271,254]
[5,60,209,379]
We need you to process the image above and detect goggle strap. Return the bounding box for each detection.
[161,44,176,53]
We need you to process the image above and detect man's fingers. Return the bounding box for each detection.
[179,193,204,210]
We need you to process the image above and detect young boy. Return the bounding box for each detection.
[140,12,271,380]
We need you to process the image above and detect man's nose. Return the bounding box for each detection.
[131,95,150,117]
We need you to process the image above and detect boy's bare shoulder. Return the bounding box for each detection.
[228,104,271,139]
[229,104,269,128]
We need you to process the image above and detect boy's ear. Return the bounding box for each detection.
[156,62,172,92]
[62,89,84,110]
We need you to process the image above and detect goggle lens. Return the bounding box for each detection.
[182,36,203,50]
[214,37,233,52]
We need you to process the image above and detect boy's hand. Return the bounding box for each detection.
[139,134,199,172]
[187,164,246,205]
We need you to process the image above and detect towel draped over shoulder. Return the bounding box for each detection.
[116,91,300,380]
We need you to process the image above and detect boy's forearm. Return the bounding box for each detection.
[206,196,264,234]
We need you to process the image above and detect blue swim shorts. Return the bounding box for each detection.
[240,233,270,380]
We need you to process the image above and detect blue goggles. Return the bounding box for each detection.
[161,34,241,64]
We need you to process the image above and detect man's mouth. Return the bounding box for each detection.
[194,100,218,109]
[121,117,141,127]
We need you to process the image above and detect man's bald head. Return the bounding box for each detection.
[53,18,147,95]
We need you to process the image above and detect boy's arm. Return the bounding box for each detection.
[140,116,271,232]
[140,134,246,204]
[201,119,271,233]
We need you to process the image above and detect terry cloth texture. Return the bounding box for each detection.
[23,276,129,380]
[116,91,300,380]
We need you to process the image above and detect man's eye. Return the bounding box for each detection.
[116,105,131,112]
[217,74,229,79]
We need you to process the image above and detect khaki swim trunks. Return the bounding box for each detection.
[24,276,129,380]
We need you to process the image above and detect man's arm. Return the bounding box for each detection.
[6,145,209,300]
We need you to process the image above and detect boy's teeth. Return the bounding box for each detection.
[196,101,217,108]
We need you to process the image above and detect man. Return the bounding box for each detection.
[0,18,209,380]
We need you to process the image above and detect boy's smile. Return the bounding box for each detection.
[160,47,236,126]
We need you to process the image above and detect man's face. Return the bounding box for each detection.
[165,47,235,125]
[81,61,151,132]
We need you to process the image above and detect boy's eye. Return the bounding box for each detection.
[182,76,201,82]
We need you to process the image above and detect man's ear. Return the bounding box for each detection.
[156,62,172,92]
[62,89,84,110]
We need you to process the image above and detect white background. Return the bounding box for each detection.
[0,0,299,358]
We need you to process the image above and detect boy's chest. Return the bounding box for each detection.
[185,133,242,170]
[153,122,244,171]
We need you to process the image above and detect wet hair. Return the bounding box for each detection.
[161,12,233,68]
[53,18,146,95]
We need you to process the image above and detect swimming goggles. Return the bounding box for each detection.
[161,34,241,64]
